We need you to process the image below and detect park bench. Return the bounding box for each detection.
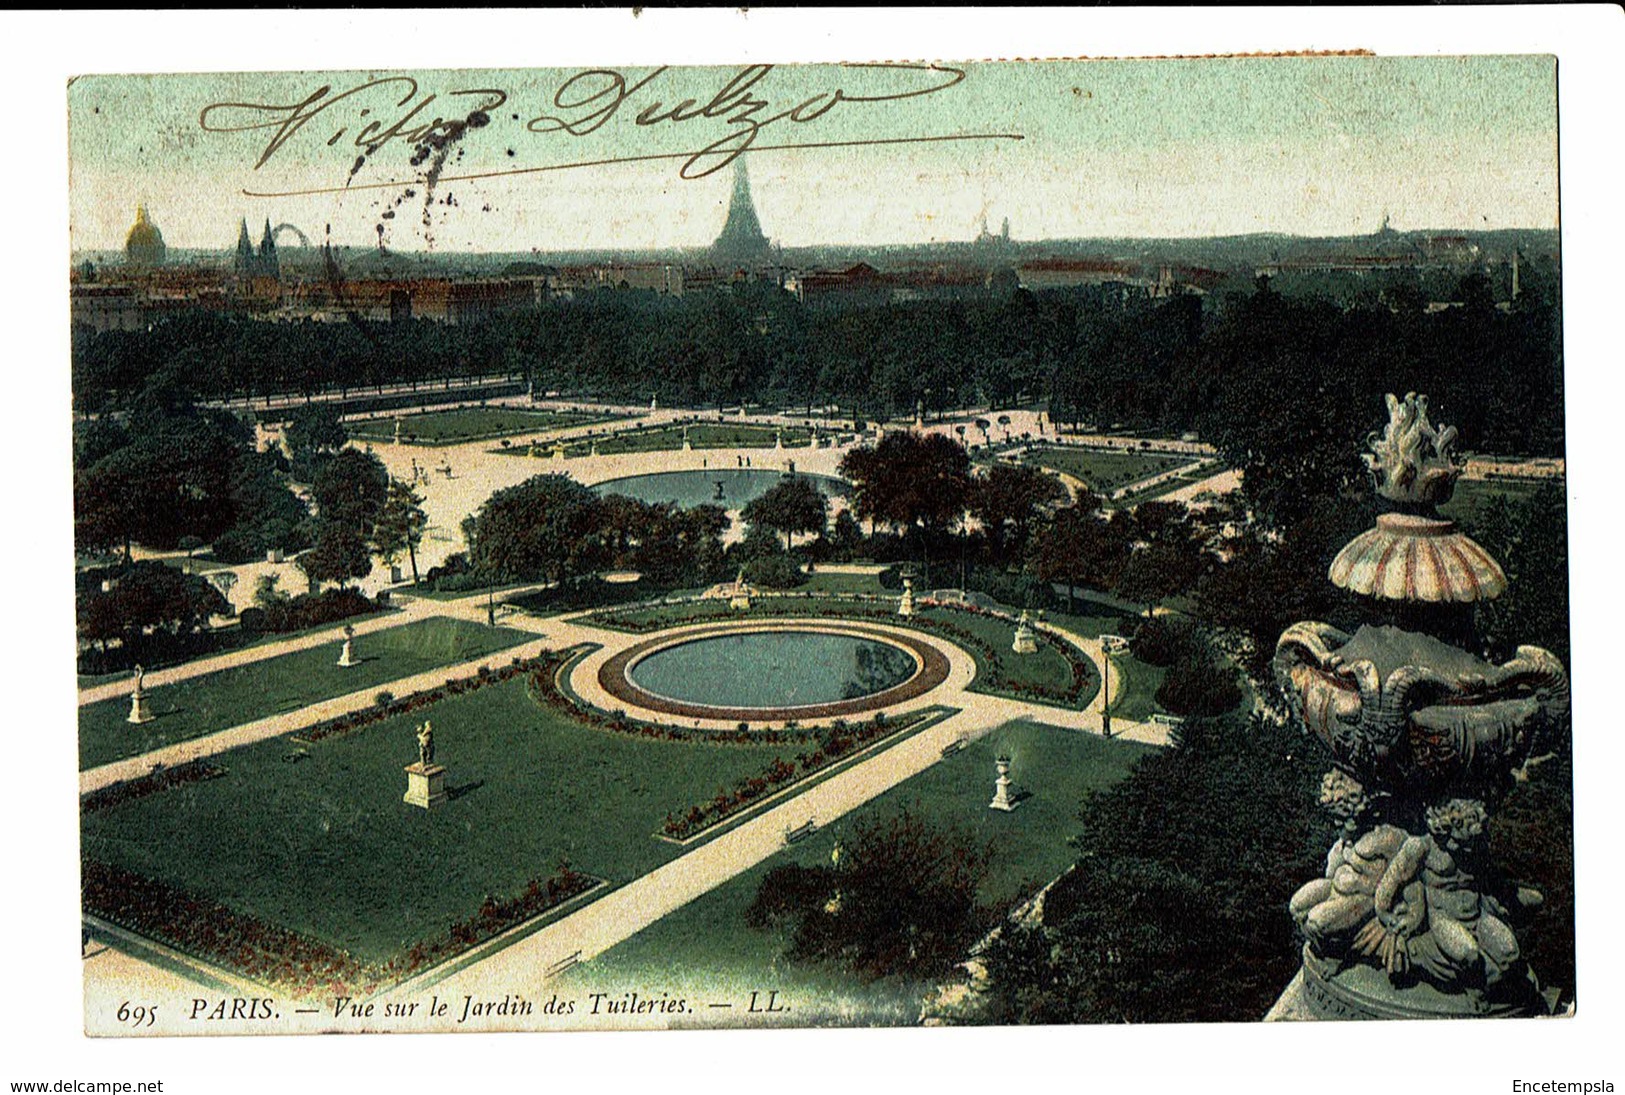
[783,819,818,845]
[940,735,970,758]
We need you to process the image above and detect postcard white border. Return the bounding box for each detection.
[6,6,1621,1093]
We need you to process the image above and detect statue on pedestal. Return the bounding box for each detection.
[126,664,153,725]
[404,720,446,809]
[1272,393,1568,1020]
[989,756,1020,811]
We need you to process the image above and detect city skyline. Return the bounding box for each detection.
[69,56,1559,254]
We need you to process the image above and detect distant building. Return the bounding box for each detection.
[593,263,684,295]
[786,263,894,307]
[72,285,146,332]
[234,218,281,281]
[124,206,166,268]
[446,279,538,325]
[710,159,773,268]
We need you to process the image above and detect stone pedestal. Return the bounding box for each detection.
[337,635,356,667]
[403,763,447,810]
[898,580,916,618]
[127,688,153,725]
[1012,614,1037,655]
[989,759,1020,811]
[730,591,752,611]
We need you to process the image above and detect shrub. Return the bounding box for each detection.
[1155,652,1242,717]
[374,690,395,708]
[743,553,806,590]
[256,588,378,634]
[1130,616,1202,668]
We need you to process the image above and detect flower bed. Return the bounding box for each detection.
[297,654,546,745]
[81,761,228,814]
[658,712,925,841]
[82,857,598,1000]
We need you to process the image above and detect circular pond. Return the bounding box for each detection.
[594,469,848,509]
[629,630,916,709]
[596,624,955,722]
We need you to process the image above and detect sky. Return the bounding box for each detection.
[69,55,1558,253]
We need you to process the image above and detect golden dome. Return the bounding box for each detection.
[125,205,167,266]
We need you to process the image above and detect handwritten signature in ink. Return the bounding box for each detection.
[199,64,1019,198]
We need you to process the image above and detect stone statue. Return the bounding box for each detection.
[1272,393,1568,1020]
[132,664,144,692]
[416,720,435,767]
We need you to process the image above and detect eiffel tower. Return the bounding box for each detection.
[711,158,772,268]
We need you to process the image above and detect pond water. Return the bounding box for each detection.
[627,630,917,709]
[594,469,849,510]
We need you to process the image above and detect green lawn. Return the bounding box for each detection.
[81,677,841,966]
[563,720,1154,1025]
[347,407,614,445]
[1022,446,1193,493]
[1101,651,1167,722]
[78,617,532,770]
[529,423,816,458]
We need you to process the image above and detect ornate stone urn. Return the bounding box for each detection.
[1272,393,1569,1020]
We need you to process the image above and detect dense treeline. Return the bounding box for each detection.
[74,266,1562,466]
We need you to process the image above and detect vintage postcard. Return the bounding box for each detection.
[68,46,1576,1043]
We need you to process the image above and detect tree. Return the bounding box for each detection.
[462,474,606,584]
[311,449,389,539]
[742,477,828,551]
[1027,495,1119,610]
[74,460,143,561]
[746,809,992,981]
[76,561,230,660]
[969,464,1068,562]
[627,503,728,586]
[283,403,348,478]
[253,572,291,610]
[296,524,373,589]
[374,478,429,584]
[839,431,971,582]
[212,450,311,564]
[1111,501,1207,616]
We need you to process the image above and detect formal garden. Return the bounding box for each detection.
[561,719,1154,1025]
[80,651,957,998]
[346,406,617,445]
[78,617,531,769]
[1019,445,1193,495]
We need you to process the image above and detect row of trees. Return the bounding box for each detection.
[73,264,1562,464]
